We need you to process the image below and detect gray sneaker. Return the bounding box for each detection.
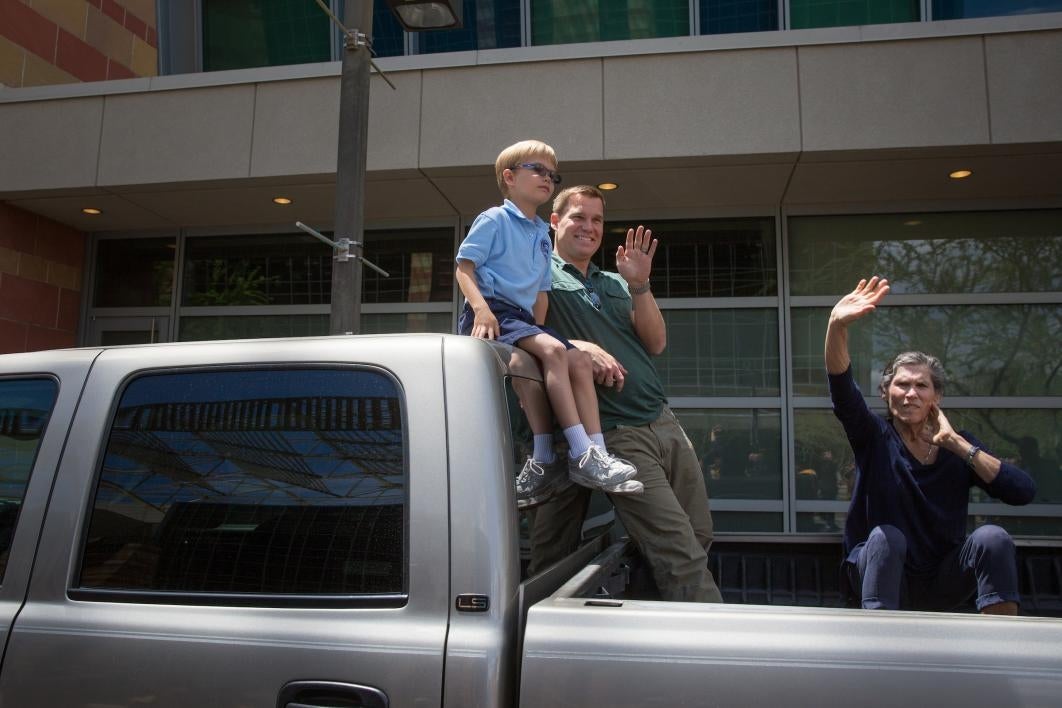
[516,457,573,510]
[568,444,638,491]
[602,479,644,495]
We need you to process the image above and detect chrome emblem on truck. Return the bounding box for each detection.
[455,594,490,612]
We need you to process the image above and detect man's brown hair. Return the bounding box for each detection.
[552,185,606,217]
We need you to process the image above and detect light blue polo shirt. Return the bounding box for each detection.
[456,199,553,314]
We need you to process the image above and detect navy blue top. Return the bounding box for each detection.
[830,366,1036,574]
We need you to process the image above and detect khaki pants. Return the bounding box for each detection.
[529,407,722,603]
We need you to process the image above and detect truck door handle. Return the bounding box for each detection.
[278,680,388,708]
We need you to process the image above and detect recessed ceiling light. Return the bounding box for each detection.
[273,196,293,205]
[903,220,922,227]
[949,170,972,179]
[82,207,102,215]
[597,182,618,191]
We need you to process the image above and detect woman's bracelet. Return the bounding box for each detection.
[629,280,651,296]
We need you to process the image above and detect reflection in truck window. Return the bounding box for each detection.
[0,378,58,581]
[79,368,406,598]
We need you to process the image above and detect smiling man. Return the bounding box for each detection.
[826,276,1037,614]
[527,185,723,603]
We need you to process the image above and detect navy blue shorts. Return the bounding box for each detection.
[458,298,574,349]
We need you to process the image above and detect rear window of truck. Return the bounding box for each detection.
[0,378,58,582]
[78,367,406,601]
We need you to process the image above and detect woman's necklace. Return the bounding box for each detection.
[894,422,936,464]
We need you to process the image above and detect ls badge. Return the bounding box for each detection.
[455,594,490,612]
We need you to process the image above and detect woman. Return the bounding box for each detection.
[825,276,1036,614]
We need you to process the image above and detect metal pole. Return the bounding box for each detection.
[330,0,373,335]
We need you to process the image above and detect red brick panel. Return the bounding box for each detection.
[0,274,60,327]
[123,10,147,41]
[26,325,75,352]
[101,0,125,25]
[57,288,81,332]
[0,0,58,63]
[0,319,28,354]
[107,58,136,80]
[0,204,38,253]
[56,27,108,82]
[36,218,86,268]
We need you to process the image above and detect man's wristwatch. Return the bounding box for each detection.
[629,280,651,295]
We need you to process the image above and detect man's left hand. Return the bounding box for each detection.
[616,225,657,286]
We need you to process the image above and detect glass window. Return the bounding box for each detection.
[657,309,779,396]
[532,0,689,45]
[677,408,783,499]
[182,228,454,307]
[968,516,1062,537]
[789,210,1062,296]
[80,368,406,596]
[700,0,779,34]
[362,228,456,304]
[371,0,407,57]
[794,407,1062,506]
[794,409,858,502]
[178,312,451,342]
[595,217,777,298]
[94,238,175,307]
[202,0,332,71]
[419,0,522,53]
[791,305,1062,397]
[789,0,919,29]
[933,0,1062,20]
[713,511,784,532]
[179,314,329,341]
[183,233,329,306]
[360,312,452,334]
[0,378,58,581]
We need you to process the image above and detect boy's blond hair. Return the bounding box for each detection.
[495,140,558,195]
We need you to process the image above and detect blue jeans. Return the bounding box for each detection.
[845,524,1020,611]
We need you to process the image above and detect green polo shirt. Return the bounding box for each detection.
[545,253,667,431]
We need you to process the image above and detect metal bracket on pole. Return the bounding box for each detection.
[296,221,390,277]
[315,0,397,90]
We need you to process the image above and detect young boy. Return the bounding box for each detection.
[455,140,643,509]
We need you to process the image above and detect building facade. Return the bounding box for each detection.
[1,0,1060,537]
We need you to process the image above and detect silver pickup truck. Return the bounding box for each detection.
[0,334,1060,707]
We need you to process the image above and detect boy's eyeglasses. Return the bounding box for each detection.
[512,162,562,185]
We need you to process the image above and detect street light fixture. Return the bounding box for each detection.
[385,0,463,30]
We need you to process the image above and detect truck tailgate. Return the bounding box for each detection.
[521,554,1062,707]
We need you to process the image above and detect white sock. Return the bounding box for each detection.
[590,433,605,449]
[533,434,556,463]
[563,424,593,458]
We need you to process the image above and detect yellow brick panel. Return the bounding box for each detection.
[47,261,82,291]
[29,0,89,38]
[119,0,157,27]
[86,6,133,67]
[22,51,78,87]
[19,253,47,282]
[131,35,157,76]
[0,247,19,275]
[0,36,25,88]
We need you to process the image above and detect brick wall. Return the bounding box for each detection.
[0,0,157,88]
[0,202,86,353]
